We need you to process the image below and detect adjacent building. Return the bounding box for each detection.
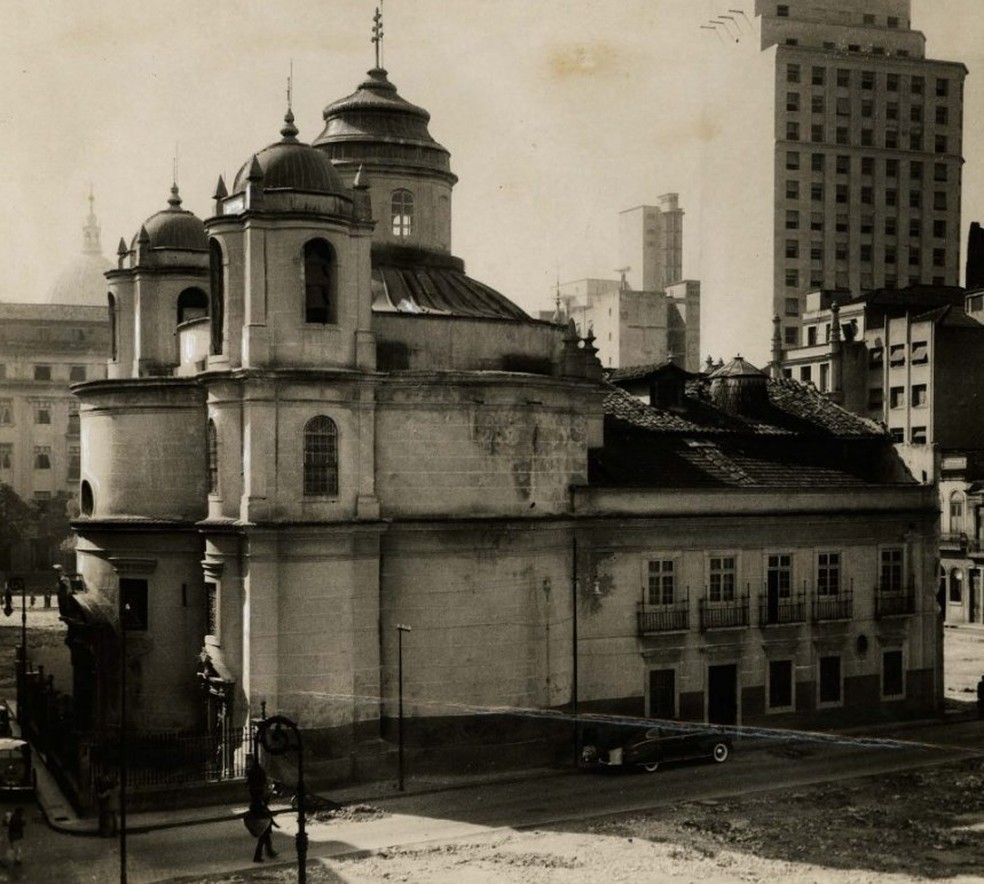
[701,0,966,361]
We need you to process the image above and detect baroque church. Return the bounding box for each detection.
[60,23,940,787]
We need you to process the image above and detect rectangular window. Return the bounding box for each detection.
[786,180,800,199]
[34,365,51,381]
[861,186,873,204]
[885,130,898,149]
[836,214,848,233]
[836,155,850,175]
[810,212,823,231]
[800,364,812,382]
[784,326,798,345]
[811,153,825,172]
[819,362,829,391]
[911,426,927,444]
[936,106,949,126]
[768,660,794,710]
[859,129,873,147]
[890,427,904,443]
[807,326,818,346]
[786,210,799,230]
[836,69,850,88]
[887,73,900,92]
[811,182,823,201]
[785,239,799,259]
[934,163,948,182]
[811,124,824,143]
[909,218,921,238]
[34,402,51,425]
[708,556,736,602]
[911,105,924,124]
[863,13,875,24]
[860,244,873,262]
[835,243,848,261]
[889,344,905,366]
[784,297,800,316]
[0,400,12,426]
[861,156,874,176]
[785,268,799,287]
[777,4,789,16]
[68,401,80,436]
[812,95,825,114]
[912,76,924,95]
[67,443,80,481]
[889,386,905,408]
[786,91,800,112]
[909,248,921,267]
[880,548,904,593]
[836,97,850,116]
[883,650,904,697]
[205,582,218,636]
[861,71,874,90]
[935,134,948,153]
[937,78,949,98]
[886,159,899,178]
[120,578,149,630]
[886,102,899,121]
[911,341,928,365]
[910,160,924,180]
[817,552,840,595]
[861,99,873,118]
[787,63,800,84]
[934,191,948,211]
[888,16,899,28]
[912,384,928,407]
[69,365,86,382]
[909,191,922,210]
[933,248,945,267]
[909,132,923,151]
[836,126,848,145]
[0,444,10,470]
[886,189,898,208]
[819,655,842,704]
[812,66,825,86]
[885,217,897,236]
[647,560,675,606]
[860,215,874,235]
[34,446,51,469]
[786,150,800,170]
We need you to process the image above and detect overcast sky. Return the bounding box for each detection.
[0,0,981,361]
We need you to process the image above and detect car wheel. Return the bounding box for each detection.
[641,761,659,773]
[711,742,730,763]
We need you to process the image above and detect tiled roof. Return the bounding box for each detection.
[606,361,684,383]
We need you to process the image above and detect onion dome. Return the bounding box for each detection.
[132,184,207,252]
[47,191,112,306]
[232,110,345,196]
[313,68,455,182]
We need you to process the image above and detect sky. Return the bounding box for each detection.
[0,0,982,361]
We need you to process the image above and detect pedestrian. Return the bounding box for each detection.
[976,675,984,719]
[28,591,35,609]
[244,794,279,863]
[96,774,119,837]
[4,807,25,865]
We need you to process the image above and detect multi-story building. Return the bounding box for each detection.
[701,0,966,362]
[549,196,700,370]
[47,27,938,803]
[0,200,110,571]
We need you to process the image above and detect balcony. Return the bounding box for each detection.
[875,590,915,618]
[699,597,749,631]
[813,592,853,622]
[637,604,690,635]
[759,594,807,627]
[940,532,968,552]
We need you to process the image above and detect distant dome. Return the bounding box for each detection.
[46,192,113,306]
[313,68,455,182]
[131,185,207,253]
[232,111,346,196]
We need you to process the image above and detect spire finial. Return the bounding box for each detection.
[281,61,299,140]
[372,5,384,69]
[82,188,102,256]
[168,182,182,209]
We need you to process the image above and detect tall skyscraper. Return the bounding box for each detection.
[700,0,965,362]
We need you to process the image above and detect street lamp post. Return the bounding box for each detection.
[256,715,307,883]
[119,597,130,884]
[396,624,411,792]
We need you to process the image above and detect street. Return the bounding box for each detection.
[10,714,984,883]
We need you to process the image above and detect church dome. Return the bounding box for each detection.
[46,192,113,306]
[232,111,346,196]
[313,68,455,182]
[132,185,207,252]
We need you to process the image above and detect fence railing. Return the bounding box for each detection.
[637,604,690,634]
[812,593,853,622]
[875,590,915,618]
[758,594,807,627]
[699,597,749,631]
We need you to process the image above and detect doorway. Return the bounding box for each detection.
[708,663,738,725]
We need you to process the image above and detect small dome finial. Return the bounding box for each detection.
[168,182,182,209]
[280,107,299,141]
[371,6,384,69]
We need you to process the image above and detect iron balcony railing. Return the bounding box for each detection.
[758,594,807,627]
[875,590,915,618]
[813,592,853,622]
[637,603,690,635]
[699,596,749,631]
[940,532,968,550]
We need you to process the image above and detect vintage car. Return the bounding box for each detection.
[581,725,732,773]
[0,739,33,794]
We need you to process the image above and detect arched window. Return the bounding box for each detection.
[391,189,414,238]
[178,287,209,324]
[950,569,963,604]
[206,419,219,495]
[304,240,336,324]
[303,416,338,496]
[80,480,94,517]
[107,293,118,361]
[209,240,224,355]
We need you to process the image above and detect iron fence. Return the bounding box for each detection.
[758,595,807,627]
[699,597,749,631]
[813,593,853,622]
[637,605,690,634]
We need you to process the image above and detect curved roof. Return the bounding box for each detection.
[370,245,529,320]
[710,356,765,379]
[313,68,454,179]
[232,111,346,196]
[132,185,207,252]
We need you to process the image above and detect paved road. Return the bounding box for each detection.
[14,716,984,883]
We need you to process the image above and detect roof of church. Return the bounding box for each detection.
[132,185,207,252]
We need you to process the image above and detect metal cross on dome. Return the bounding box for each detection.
[372,6,384,68]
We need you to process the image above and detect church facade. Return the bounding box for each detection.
[64,51,940,783]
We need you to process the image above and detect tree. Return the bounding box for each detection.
[31,491,75,570]
[0,484,35,570]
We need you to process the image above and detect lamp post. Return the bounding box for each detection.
[2,578,26,716]
[256,715,307,883]
[119,596,131,884]
[396,624,411,792]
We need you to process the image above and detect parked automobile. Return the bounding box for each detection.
[0,739,33,795]
[581,725,732,772]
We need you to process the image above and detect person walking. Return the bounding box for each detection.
[245,795,279,863]
[4,807,25,865]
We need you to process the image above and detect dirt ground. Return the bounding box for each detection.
[188,626,984,884]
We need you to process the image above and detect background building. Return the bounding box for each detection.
[701,0,966,363]
[0,200,110,572]
[548,196,701,370]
